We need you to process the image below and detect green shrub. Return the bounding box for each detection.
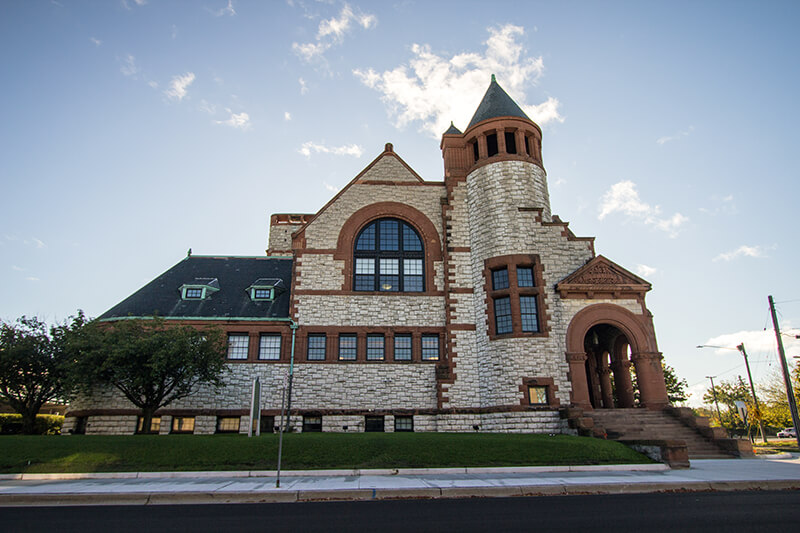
[0,414,64,435]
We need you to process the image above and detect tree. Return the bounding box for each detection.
[70,317,227,433]
[0,313,85,434]
[630,361,690,406]
[703,376,753,435]
[758,361,800,429]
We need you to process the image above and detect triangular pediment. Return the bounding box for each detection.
[557,255,651,299]
[354,146,424,184]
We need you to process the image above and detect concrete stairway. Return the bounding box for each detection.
[586,408,737,459]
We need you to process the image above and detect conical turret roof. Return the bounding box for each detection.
[443,121,462,135]
[467,75,531,129]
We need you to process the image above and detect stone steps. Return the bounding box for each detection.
[587,409,736,459]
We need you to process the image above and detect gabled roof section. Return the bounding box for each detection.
[100,256,293,320]
[291,143,442,246]
[354,143,424,184]
[556,255,651,299]
[467,76,532,129]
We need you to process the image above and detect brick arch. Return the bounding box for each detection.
[565,303,666,409]
[565,303,655,356]
[334,202,442,293]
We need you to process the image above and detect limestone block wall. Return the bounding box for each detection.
[465,160,597,408]
[295,254,344,291]
[85,415,137,435]
[295,295,446,327]
[268,223,303,253]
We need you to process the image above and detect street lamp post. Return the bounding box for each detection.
[697,344,767,443]
[706,375,723,423]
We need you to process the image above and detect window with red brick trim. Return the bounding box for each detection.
[484,255,547,340]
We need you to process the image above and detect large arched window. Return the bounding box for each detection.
[354,218,424,292]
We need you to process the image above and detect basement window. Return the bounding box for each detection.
[528,386,548,406]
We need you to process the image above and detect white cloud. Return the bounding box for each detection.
[323,182,340,193]
[90,37,102,47]
[299,141,363,158]
[598,180,688,237]
[284,111,292,121]
[214,109,250,130]
[147,80,158,89]
[699,193,738,216]
[11,265,24,272]
[299,77,309,95]
[121,0,147,9]
[164,72,195,101]
[701,328,800,358]
[23,237,46,249]
[292,3,377,63]
[657,126,694,145]
[209,0,236,17]
[713,245,770,262]
[635,264,657,278]
[120,55,139,77]
[353,24,561,137]
[199,100,217,114]
[24,277,40,282]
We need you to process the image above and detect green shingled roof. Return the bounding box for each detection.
[467,77,531,129]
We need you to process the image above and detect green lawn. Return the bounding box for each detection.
[0,433,652,473]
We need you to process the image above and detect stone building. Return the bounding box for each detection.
[63,78,669,436]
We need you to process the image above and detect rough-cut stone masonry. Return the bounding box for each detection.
[303,183,445,250]
[296,295,446,327]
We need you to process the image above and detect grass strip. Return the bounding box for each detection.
[0,433,652,473]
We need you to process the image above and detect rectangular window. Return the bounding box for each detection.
[365,415,385,432]
[520,296,539,333]
[517,267,534,287]
[394,334,412,361]
[367,334,385,360]
[303,415,322,432]
[472,140,479,162]
[171,416,195,433]
[184,287,203,299]
[355,258,376,291]
[492,268,509,290]
[260,415,276,434]
[227,334,249,360]
[137,416,161,434]
[379,258,399,291]
[525,136,531,156]
[504,131,517,154]
[379,219,399,250]
[338,333,357,361]
[421,334,440,361]
[529,385,548,405]
[494,296,512,335]
[216,416,240,433]
[307,334,326,361]
[253,288,272,300]
[394,416,413,432]
[486,133,498,157]
[403,258,423,292]
[259,334,281,360]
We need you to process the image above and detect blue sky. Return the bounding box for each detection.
[1,0,799,406]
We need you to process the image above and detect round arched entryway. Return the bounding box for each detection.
[565,304,668,410]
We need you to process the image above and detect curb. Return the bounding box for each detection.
[0,463,668,481]
[2,479,799,507]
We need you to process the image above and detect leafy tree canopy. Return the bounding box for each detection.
[69,317,228,433]
[0,313,85,434]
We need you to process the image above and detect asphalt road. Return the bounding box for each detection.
[2,490,799,532]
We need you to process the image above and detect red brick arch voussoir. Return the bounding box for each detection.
[565,303,657,356]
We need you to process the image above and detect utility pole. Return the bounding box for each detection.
[736,343,767,443]
[768,295,800,450]
[706,375,723,424]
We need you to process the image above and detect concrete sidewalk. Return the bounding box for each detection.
[0,454,798,506]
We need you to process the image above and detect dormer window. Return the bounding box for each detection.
[247,278,284,302]
[179,278,219,301]
[184,288,203,299]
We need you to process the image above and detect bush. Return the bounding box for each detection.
[0,414,63,435]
